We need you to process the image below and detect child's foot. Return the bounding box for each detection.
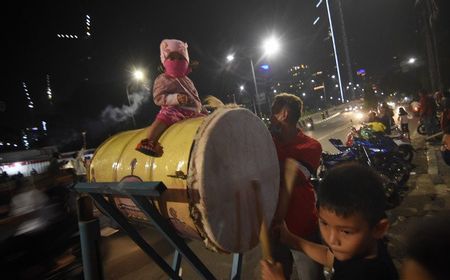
[136,139,164,157]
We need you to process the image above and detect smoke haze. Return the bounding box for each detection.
[100,88,149,123]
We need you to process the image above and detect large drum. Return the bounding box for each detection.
[89,107,279,253]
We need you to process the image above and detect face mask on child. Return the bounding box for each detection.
[164,59,189,78]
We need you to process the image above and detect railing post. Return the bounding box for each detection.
[77,196,104,280]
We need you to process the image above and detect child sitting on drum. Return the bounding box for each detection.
[136,39,205,157]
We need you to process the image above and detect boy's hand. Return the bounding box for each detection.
[177,94,188,105]
[260,260,285,280]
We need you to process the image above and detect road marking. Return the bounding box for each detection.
[317,124,350,141]
[315,112,341,124]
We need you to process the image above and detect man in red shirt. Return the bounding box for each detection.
[418,89,437,136]
[269,93,323,280]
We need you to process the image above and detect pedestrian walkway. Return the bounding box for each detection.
[387,134,450,270]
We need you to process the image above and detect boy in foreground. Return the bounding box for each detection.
[262,162,398,280]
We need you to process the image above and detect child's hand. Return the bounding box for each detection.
[177,94,189,105]
[260,260,285,280]
[201,106,209,114]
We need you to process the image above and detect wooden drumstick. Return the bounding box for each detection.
[253,159,298,262]
[273,158,297,222]
[252,180,273,263]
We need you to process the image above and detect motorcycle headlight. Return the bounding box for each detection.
[355,112,364,120]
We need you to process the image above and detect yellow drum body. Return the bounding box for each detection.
[90,108,279,253]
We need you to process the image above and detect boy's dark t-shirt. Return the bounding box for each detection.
[331,241,399,280]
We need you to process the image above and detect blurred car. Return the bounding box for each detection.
[354,110,365,121]
[344,105,363,112]
[299,117,315,130]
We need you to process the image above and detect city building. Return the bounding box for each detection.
[2,4,93,153]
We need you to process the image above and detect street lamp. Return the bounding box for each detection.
[133,69,144,81]
[126,69,146,128]
[226,36,281,117]
[231,85,246,104]
[249,58,260,115]
[262,37,281,56]
[407,57,416,64]
[325,0,345,103]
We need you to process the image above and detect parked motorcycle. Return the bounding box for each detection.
[390,125,414,162]
[319,136,411,209]
[346,124,414,162]
[417,115,441,135]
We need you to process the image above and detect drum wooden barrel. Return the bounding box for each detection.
[89,107,279,253]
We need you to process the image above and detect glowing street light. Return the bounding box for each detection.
[240,85,245,91]
[262,36,281,56]
[226,36,281,117]
[408,57,416,64]
[126,68,147,128]
[133,69,144,81]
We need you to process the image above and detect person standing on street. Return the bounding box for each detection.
[379,102,394,134]
[418,89,437,138]
[269,93,324,280]
[398,107,411,139]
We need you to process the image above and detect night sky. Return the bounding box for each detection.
[2,0,432,150]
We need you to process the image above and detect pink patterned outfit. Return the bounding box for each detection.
[153,73,205,126]
[136,39,204,157]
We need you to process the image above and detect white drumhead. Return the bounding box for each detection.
[188,107,279,252]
